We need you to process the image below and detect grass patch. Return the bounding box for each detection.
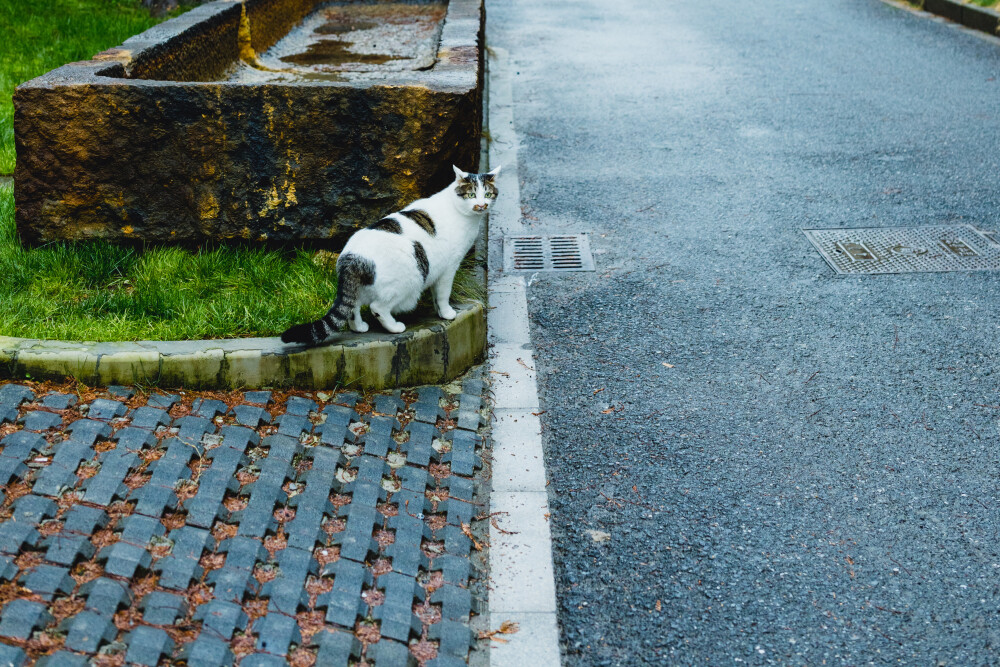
[0,0,175,174]
[0,183,343,341]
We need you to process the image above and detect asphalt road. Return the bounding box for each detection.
[487,0,1000,664]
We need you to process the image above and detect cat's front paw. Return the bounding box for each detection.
[384,321,406,334]
[350,320,369,333]
[438,307,457,321]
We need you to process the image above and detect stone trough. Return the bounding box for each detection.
[14,0,483,245]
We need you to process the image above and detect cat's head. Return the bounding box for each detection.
[452,165,501,216]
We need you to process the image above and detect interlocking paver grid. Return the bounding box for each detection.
[0,373,487,665]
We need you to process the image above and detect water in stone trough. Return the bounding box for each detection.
[231,3,446,83]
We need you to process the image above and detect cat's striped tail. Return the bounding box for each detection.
[280,254,376,346]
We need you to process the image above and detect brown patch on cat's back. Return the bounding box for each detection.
[401,209,436,236]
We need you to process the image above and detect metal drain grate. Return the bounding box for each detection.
[503,234,595,272]
[803,225,1000,275]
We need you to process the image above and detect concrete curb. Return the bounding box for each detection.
[485,45,563,667]
[913,0,1000,35]
[0,303,485,390]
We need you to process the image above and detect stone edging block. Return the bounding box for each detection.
[0,304,484,390]
[921,0,1000,35]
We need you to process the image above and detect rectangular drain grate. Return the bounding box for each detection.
[803,225,1000,275]
[504,234,595,272]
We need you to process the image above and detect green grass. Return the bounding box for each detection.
[0,183,346,341]
[0,0,172,174]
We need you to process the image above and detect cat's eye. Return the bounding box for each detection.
[465,193,476,199]
[485,192,495,198]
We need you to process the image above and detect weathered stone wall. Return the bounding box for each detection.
[14,0,483,246]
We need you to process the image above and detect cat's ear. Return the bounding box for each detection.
[485,165,502,180]
[452,165,469,181]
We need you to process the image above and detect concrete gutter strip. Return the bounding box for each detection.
[0,302,485,390]
[907,0,1000,35]
[486,46,562,667]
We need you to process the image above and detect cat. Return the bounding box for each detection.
[280,165,501,346]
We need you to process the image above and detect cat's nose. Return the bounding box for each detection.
[473,204,487,212]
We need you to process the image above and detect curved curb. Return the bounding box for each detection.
[900,0,1000,36]
[0,303,485,390]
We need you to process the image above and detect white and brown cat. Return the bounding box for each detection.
[281,165,500,346]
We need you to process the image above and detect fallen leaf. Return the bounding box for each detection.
[661,363,674,368]
[655,599,662,612]
[586,529,611,543]
[479,620,520,643]
[593,388,605,395]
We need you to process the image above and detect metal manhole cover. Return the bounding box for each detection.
[803,225,1000,275]
[503,234,595,272]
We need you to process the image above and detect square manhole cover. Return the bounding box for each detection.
[503,234,595,272]
[803,225,1000,275]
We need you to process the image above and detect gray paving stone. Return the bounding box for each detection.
[181,635,234,667]
[0,384,34,408]
[35,651,83,667]
[124,626,174,666]
[193,600,247,639]
[431,554,472,587]
[133,436,196,516]
[208,536,266,601]
[146,393,179,410]
[107,385,135,400]
[0,643,27,667]
[191,398,227,420]
[87,398,127,421]
[141,591,187,624]
[313,629,360,664]
[40,393,77,411]
[317,558,371,627]
[461,378,485,399]
[83,426,153,506]
[0,432,46,485]
[337,501,380,563]
[413,386,445,424]
[275,413,311,438]
[31,438,93,496]
[431,584,472,624]
[370,637,417,667]
[445,430,481,477]
[43,504,107,565]
[403,421,438,467]
[316,420,346,447]
[235,437,297,538]
[19,411,63,432]
[153,526,210,590]
[285,396,318,416]
[241,655,287,667]
[386,513,430,578]
[81,577,130,616]
[286,457,336,551]
[0,556,15,581]
[186,426,255,528]
[128,406,170,430]
[261,546,312,614]
[65,611,118,653]
[0,406,17,426]
[22,564,73,601]
[233,404,269,428]
[254,612,301,656]
[101,514,165,578]
[65,418,112,445]
[0,599,53,640]
[445,475,475,503]
[442,524,472,560]
[364,415,394,458]
[333,391,360,409]
[11,494,57,524]
[374,394,404,416]
[175,415,212,448]
[243,391,273,406]
[429,619,474,660]
[395,466,432,515]
[321,403,357,429]
[373,571,423,642]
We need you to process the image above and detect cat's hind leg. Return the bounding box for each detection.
[370,301,406,334]
[349,303,369,333]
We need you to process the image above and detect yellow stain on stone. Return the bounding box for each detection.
[284,180,297,206]
[121,225,134,235]
[200,193,220,220]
